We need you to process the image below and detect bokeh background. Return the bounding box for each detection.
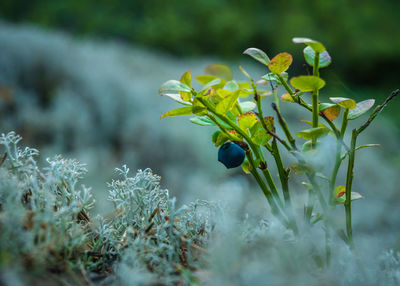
[0,0,399,221]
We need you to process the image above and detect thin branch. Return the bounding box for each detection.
[357,89,399,135]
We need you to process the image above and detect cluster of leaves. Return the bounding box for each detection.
[159,37,398,246]
[0,131,219,285]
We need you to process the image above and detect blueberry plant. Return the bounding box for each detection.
[159,37,399,248]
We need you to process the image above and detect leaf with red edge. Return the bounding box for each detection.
[268,53,293,74]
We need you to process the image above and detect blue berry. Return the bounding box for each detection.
[218,142,245,169]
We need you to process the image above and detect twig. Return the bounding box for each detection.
[357,89,399,134]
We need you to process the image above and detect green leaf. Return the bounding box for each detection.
[161,106,193,118]
[190,116,215,126]
[195,75,225,87]
[192,98,208,115]
[224,80,239,92]
[252,128,270,145]
[200,78,221,92]
[241,158,252,174]
[304,46,331,68]
[251,117,274,145]
[281,93,294,102]
[238,112,258,130]
[162,93,192,106]
[334,185,346,198]
[215,132,230,147]
[180,70,192,101]
[291,163,313,174]
[300,120,330,129]
[335,191,363,204]
[320,103,340,121]
[329,97,357,109]
[212,131,220,145]
[264,116,275,132]
[159,80,191,95]
[268,52,293,74]
[262,72,288,85]
[204,64,233,81]
[290,76,325,92]
[238,89,253,98]
[216,90,240,114]
[212,130,235,147]
[348,99,375,120]
[292,37,326,53]
[302,140,319,153]
[297,127,329,140]
[319,103,336,111]
[243,47,271,66]
[239,101,257,112]
[355,144,381,151]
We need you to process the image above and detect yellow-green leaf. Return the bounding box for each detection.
[297,127,329,140]
[205,64,233,81]
[180,70,192,101]
[334,185,346,198]
[216,90,240,114]
[290,76,325,92]
[355,144,381,151]
[241,158,252,174]
[192,98,208,115]
[238,112,258,130]
[268,52,293,74]
[329,97,356,109]
[281,93,294,102]
[195,75,226,87]
[252,128,270,145]
[264,116,275,132]
[161,106,193,118]
[335,191,363,204]
[292,37,326,53]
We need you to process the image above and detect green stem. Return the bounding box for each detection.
[340,109,349,138]
[200,97,290,224]
[344,129,357,247]
[277,72,343,144]
[307,173,328,214]
[271,140,291,206]
[257,146,284,208]
[207,115,238,141]
[278,74,296,102]
[198,98,260,158]
[246,151,290,228]
[311,52,320,147]
[271,103,296,149]
[313,52,320,77]
[329,108,349,205]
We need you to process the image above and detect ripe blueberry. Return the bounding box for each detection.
[218,142,245,169]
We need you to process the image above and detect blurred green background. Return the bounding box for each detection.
[2,0,400,87]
